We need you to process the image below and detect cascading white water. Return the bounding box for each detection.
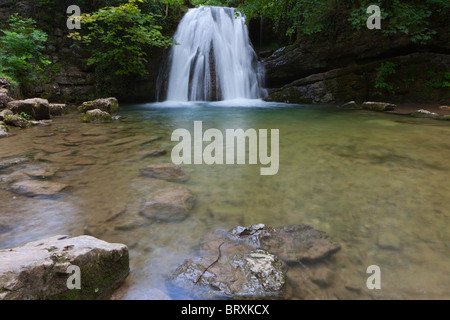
[160,6,267,102]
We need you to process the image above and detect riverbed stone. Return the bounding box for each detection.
[139,186,196,222]
[167,249,286,299]
[10,180,68,197]
[199,224,341,263]
[139,163,190,182]
[82,109,112,123]
[0,235,129,300]
[7,98,51,120]
[78,97,119,114]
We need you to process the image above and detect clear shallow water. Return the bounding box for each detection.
[0,101,449,300]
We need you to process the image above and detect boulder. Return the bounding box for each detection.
[0,121,8,138]
[49,103,68,116]
[167,249,286,299]
[0,109,13,121]
[82,109,112,123]
[0,235,129,300]
[7,98,51,120]
[78,97,119,114]
[3,115,32,128]
[340,101,359,109]
[361,101,396,112]
[199,224,341,263]
[0,88,13,108]
[139,163,190,182]
[139,186,196,222]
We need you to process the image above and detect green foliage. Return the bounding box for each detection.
[349,0,449,44]
[0,14,51,91]
[426,71,450,89]
[374,61,397,95]
[19,112,32,120]
[69,0,174,77]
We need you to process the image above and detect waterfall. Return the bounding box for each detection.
[158,6,267,102]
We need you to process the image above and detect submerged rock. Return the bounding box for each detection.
[0,235,129,300]
[139,186,196,222]
[0,157,28,169]
[10,180,68,197]
[78,97,119,114]
[167,249,286,299]
[82,109,112,123]
[7,98,51,120]
[200,224,341,263]
[139,163,190,182]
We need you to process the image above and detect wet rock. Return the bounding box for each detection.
[167,249,286,299]
[10,180,68,197]
[20,166,57,178]
[411,109,439,119]
[142,148,167,159]
[82,109,112,123]
[49,103,68,116]
[0,157,28,169]
[200,224,341,263]
[139,163,190,182]
[139,186,196,222]
[0,109,13,121]
[0,121,8,138]
[341,101,359,109]
[361,101,396,112]
[7,98,51,120]
[78,97,119,114]
[3,115,32,128]
[0,235,129,300]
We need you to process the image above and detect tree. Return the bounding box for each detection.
[0,14,51,92]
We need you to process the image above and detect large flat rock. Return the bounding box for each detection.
[0,235,129,300]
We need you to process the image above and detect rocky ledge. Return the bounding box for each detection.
[0,235,129,300]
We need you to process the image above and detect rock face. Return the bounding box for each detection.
[139,187,196,222]
[265,52,450,105]
[139,163,190,182]
[82,109,113,123]
[79,97,119,114]
[167,249,286,299]
[0,235,129,300]
[7,98,51,120]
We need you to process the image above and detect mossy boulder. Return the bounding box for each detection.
[0,121,9,138]
[82,109,112,123]
[3,115,32,128]
[78,97,119,114]
[411,109,439,119]
[0,235,129,300]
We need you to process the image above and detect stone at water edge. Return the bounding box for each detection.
[82,109,112,123]
[361,101,396,112]
[411,109,439,119]
[3,114,32,128]
[340,101,359,109]
[0,109,13,121]
[49,103,68,116]
[0,235,129,300]
[140,186,196,222]
[139,163,190,182]
[7,98,51,120]
[0,121,8,138]
[78,97,120,114]
[167,249,286,299]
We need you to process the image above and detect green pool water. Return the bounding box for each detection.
[1,101,449,299]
